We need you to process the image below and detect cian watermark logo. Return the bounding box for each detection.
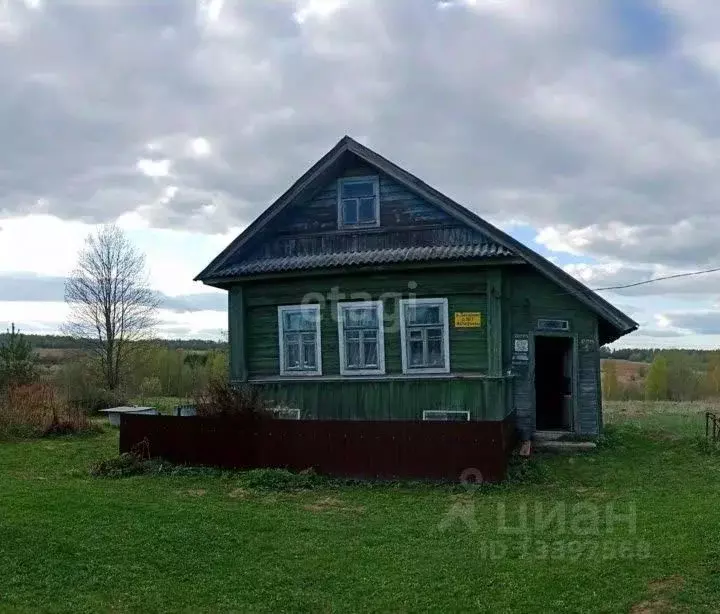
[437,473,649,561]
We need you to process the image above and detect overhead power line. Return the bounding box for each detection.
[591,266,720,292]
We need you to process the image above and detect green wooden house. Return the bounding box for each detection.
[196,136,637,438]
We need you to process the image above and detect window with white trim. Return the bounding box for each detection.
[270,407,301,420]
[400,298,450,374]
[278,305,322,376]
[338,176,380,228]
[423,410,470,422]
[337,301,385,375]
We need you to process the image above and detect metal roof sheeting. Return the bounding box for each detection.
[214,243,513,277]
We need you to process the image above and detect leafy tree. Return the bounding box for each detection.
[602,361,621,400]
[665,351,701,401]
[704,352,720,398]
[206,350,229,382]
[0,324,38,391]
[645,355,669,401]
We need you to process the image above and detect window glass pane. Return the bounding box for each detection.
[344,307,378,328]
[342,200,358,224]
[428,336,443,366]
[341,181,374,198]
[409,329,423,341]
[284,310,317,331]
[358,198,376,223]
[363,340,378,366]
[409,340,424,366]
[406,304,441,325]
[346,339,361,367]
[427,327,443,339]
[302,340,316,368]
[286,342,300,369]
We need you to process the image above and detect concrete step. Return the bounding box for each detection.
[534,430,568,441]
[534,440,597,453]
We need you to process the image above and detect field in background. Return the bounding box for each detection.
[601,359,648,386]
[2,402,720,612]
[604,400,716,438]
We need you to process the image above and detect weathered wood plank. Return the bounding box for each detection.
[487,269,503,376]
[228,286,247,382]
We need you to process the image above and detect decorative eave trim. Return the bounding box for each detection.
[199,256,525,287]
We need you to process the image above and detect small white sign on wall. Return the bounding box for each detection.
[514,338,529,353]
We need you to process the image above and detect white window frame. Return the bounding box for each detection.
[277,304,322,376]
[422,410,470,422]
[337,300,386,376]
[269,407,301,420]
[399,297,451,374]
[337,176,380,229]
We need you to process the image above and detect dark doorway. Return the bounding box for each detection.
[534,336,573,431]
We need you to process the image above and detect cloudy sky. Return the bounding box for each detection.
[2,0,720,347]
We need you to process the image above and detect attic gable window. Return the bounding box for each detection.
[338,176,380,228]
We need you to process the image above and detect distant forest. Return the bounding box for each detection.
[0,333,228,352]
[599,347,720,364]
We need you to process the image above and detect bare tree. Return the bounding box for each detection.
[64,225,160,391]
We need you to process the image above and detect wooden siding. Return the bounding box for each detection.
[506,266,601,437]
[241,268,489,379]
[254,377,510,421]
[237,165,491,264]
[223,266,517,421]
[275,165,455,235]
[226,262,602,433]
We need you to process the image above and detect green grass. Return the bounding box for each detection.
[2,404,720,613]
[604,399,720,438]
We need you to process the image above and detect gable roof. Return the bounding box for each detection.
[196,136,637,342]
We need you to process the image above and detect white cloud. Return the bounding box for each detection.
[1,0,720,344]
[137,158,171,178]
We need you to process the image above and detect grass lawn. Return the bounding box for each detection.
[2,404,720,613]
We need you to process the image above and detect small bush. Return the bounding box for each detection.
[90,453,234,479]
[0,383,96,438]
[238,468,321,490]
[90,453,146,477]
[195,380,269,418]
[505,457,550,484]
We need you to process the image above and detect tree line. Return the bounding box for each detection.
[603,350,720,402]
[599,346,720,366]
[1,324,228,410]
[0,333,228,353]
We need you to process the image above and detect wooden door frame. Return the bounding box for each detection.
[531,331,579,433]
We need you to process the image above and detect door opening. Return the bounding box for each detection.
[534,336,573,431]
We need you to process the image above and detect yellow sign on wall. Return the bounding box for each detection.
[454,312,482,328]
